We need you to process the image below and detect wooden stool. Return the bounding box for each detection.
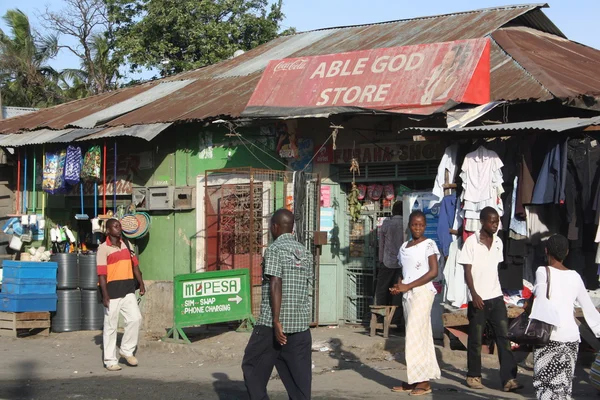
[369,305,397,338]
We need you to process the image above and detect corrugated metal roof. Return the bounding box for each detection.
[0,84,155,134]
[492,27,600,98]
[0,124,171,147]
[404,116,600,133]
[1,107,37,119]
[69,80,194,128]
[46,128,102,143]
[76,123,172,142]
[0,3,596,136]
[214,30,337,78]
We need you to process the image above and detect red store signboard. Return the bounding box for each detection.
[245,38,490,116]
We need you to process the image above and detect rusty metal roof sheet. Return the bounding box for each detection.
[0,84,155,133]
[492,27,600,98]
[0,3,596,135]
[0,124,171,146]
[69,80,194,128]
[76,123,172,142]
[405,116,600,133]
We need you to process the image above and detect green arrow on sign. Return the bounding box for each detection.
[228,295,243,304]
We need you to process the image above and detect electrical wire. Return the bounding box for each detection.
[237,135,275,170]
[236,133,294,171]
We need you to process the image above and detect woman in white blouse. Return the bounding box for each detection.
[390,210,441,396]
[529,234,600,400]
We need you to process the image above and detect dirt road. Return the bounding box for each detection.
[0,326,598,399]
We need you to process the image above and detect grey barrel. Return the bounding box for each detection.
[81,289,104,330]
[52,289,82,332]
[51,253,78,289]
[79,253,98,290]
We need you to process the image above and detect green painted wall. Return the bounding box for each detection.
[136,123,285,281]
[19,123,286,281]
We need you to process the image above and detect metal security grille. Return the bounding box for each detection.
[335,160,438,182]
[344,214,377,324]
[205,168,320,321]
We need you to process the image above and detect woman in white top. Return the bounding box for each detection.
[389,210,441,396]
[529,234,600,400]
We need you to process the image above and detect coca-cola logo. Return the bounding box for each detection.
[274,59,308,72]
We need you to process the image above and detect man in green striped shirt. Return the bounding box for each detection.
[242,208,313,400]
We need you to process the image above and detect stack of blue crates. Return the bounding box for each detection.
[0,261,58,312]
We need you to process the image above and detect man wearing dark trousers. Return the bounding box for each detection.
[458,207,522,392]
[376,201,404,325]
[242,208,313,400]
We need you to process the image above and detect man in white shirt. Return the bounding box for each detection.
[377,202,404,324]
[458,207,522,393]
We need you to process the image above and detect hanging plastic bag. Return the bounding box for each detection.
[43,149,67,194]
[81,145,102,181]
[42,152,59,194]
[64,146,82,186]
[53,149,68,194]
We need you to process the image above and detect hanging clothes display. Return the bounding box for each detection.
[443,238,467,308]
[510,176,527,237]
[531,139,565,205]
[459,145,504,231]
[432,144,459,204]
[436,193,457,257]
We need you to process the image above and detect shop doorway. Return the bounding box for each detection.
[202,168,320,320]
[332,160,438,324]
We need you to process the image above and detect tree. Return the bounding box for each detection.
[107,0,291,76]
[0,9,63,107]
[41,0,120,94]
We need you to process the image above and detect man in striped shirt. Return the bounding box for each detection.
[98,219,145,371]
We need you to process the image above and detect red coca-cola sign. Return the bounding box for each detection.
[245,38,490,116]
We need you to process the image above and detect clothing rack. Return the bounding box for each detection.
[443,170,459,236]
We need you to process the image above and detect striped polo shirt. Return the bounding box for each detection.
[97,238,139,299]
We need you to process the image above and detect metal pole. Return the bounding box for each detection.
[249,168,254,316]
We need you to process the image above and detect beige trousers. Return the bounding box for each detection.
[103,293,142,366]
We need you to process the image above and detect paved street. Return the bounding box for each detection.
[0,327,599,399]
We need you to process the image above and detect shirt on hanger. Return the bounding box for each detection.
[432,144,459,204]
[379,215,404,268]
[459,146,504,204]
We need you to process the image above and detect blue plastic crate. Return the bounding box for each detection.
[2,261,58,280]
[0,293,57,312]
[2,278,57,295]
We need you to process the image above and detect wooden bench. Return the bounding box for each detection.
[369,305,397,338]
[0,312,50,337]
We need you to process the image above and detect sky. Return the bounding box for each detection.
[0,0,598,82]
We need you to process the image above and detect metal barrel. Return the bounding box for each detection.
[52,289,82,332]
[81,289,104,330]
[78,253,98,290]
[51,253,79,289]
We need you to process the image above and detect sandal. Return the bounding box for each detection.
[391,383,415,392]
[409,387,432,396]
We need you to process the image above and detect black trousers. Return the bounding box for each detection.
[242,325,312,400]
[467,296,517,384]
[375,267,402,306]
[375,267,403,324]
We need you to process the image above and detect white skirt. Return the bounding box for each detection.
[403,285,441,384]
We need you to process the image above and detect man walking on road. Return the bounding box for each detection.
[242,208,313,400]
[458,207,522,392]
[98,219,145,371]
[376,202,404,324]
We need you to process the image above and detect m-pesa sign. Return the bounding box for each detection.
[183,278,241,298]
[245,38,490,114]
